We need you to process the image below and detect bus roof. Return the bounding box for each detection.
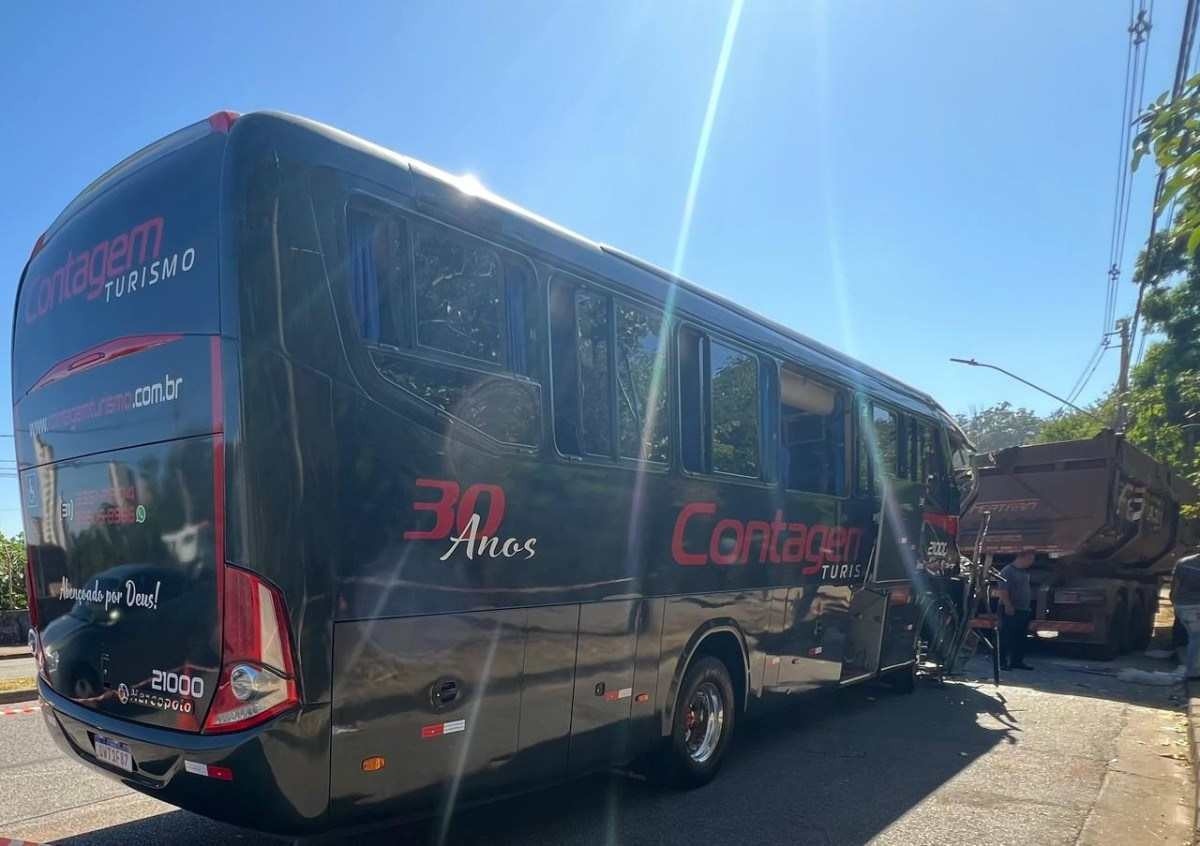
[30,109,967,440]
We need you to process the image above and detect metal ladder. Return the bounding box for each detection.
[921,512,1001,685]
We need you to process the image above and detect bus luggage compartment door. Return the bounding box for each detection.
[329,610,525,819]
[568,599,639,775]
[776,585,851,689]
[841,587,887,682]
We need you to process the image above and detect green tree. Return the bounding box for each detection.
[1133,74,1200,259]
[1097,80,1200,507]
[0,534,27,612]
[1035,393,1118,444]
[954,402,1043,452]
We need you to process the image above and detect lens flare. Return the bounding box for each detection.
[627,0,746,565]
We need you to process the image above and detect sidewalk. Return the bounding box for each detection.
[1186,680,1200,844]
[0,646,30,661]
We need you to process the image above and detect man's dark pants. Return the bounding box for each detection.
[1000,610,1031,667]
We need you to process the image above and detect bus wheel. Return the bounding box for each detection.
[665,656,735,788]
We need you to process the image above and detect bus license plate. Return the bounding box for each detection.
[94,735,134,773]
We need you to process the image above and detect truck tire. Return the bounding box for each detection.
[1129,597,1152,652]
[1116,597,1132,655]
[662,656,736,788]
[1094,598,1128,661]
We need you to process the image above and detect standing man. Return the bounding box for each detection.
[998,548,1036,671]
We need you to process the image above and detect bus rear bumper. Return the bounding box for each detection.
[38,679,331,835]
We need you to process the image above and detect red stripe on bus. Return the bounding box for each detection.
[923,512,958,535]
[211,336,225,625]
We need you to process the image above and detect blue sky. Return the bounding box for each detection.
[0,1,1187,533]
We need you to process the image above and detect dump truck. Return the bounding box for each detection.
[958,430,1198,658]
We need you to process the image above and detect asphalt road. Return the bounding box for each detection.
[0,647,1192,846]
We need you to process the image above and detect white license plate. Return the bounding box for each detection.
[94,735,134,773]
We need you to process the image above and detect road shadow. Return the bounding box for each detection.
[953,620,1188,712]
[60,680,1015,846]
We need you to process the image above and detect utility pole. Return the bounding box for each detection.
[1115,318,1131,431]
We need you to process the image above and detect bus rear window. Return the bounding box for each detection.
[13,131,223,398]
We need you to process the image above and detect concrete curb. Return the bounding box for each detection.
[0,649,32,661]
[1187,678,1200,843]
[0,687,37,707]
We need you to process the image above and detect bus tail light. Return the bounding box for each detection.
[29,230,47,261]
[203,566,298,734]
[207,111,239,134]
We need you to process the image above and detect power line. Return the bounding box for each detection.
[1107,1,1155,334]
[1066,339,1107,403]
[1069,342,1114,406]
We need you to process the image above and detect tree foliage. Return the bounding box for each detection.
[1035,393,1117,445]
[1116,79,1200,507]
[954,402,1043,452]
[1133,74,1200,260]
[0,534,27,612]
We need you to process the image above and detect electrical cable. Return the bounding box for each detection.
[1070,343,1114,406]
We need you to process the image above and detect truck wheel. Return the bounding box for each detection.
[1094,598,1128,661]
[663,656,736,788]
[1129,599,1152,652]
[1115,598,1132,655]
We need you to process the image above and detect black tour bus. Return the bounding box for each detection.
[13,111,968,835]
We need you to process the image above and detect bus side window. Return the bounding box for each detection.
[615,302,669,463]
[549,275,668,464]
[549,277,582,455]
[678,326,706,473]
[348,204,410,348]
[344,200,540,447]
[412,220,508,366]
[869,403,900,487]
[677,329,762,479]
[918,421,942,486]
[577,290,612,456]
[779,365,845,496]
[903,417,920,482]
[710,341,761,478]
[855,402,873,495]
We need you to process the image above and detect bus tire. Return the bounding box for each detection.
[663,656,736,788]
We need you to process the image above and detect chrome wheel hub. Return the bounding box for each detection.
[683,681,725,763]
